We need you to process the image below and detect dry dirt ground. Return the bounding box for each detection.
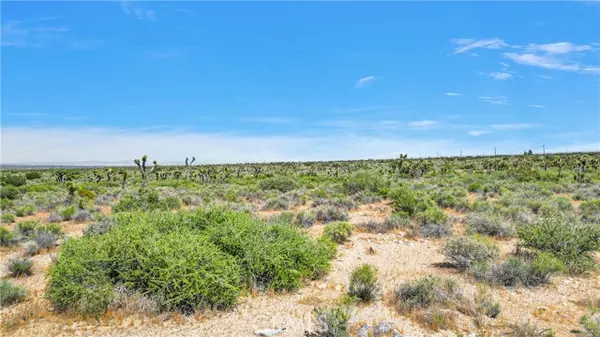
[1,200,598,337]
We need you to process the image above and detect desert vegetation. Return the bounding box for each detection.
[1,152,599,336]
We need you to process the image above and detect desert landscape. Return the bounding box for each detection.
[1,154,600,337]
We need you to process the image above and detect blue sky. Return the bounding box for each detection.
[1,1,599,164]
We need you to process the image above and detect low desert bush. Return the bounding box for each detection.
[348,264,379,302]
[487,253,564,287]
[258,176,299,193]
[25,171,42,180]
[419,223,451,238]
[0,186,20,200]
[48,208,336,315]
[73,209,92,222]
[517,217,600,274]
[0,227,17,246]
[16,220,39,238]
[1,213,15,224]
[580,314,600,337]
[295,210,316,227]
[307,305,351,337]
[466,213,514,238]
[113,191,179,213]
[8,258,33,277]
[390,185,417,216]
[324,222,354,243]
[342,170,387,195]
[315,205,349,223]
[0,280,27,307]
[59,205,77,221]
[47,213,63,223]
[2,174,27,187]
[262,196,290,211]
[392,275,462,312]
[416,206,447,226]
[443,236,499,271]
[580,200,600,224]
[34,231,57,251]
[15,205,36,217]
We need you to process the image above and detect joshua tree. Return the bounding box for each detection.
[106,168,113,182]
[118,170,128,189]
[392,153,408,177]
[134,155,157,190]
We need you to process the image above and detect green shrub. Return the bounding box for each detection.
[416,206,447,225]
[580,200,600,224]
[16,220,40,237]
[392,275,461,312]
[517,217,600,274]
[390,185,418,216]
[8,258,33,277]
[315,205,349,223]
[342,170,387,195]
[0,198,14,210]
[1,213,15,224]
[0,280,27,307]
[262,196,290,210]
[0,227,17,246]
[348,264,379,302]
[487,253,564,287]
[15,204,36,217]
[384,213,412,229]
[443,236,499,271]
[113,191,180,213]
[309,305,351,337]
[258,176,298,193]
[419,223,451,238]
[580,314,600,337]
[324,222,354,244]
[59,205,77,220]
[77,188,96,200]
[35,231,58,251]
[2,175,27,187]
[466,213,514,238]
[0,186,21,200]
[506,321,555,337]
[295,210,316,227]
[468,183,484,193]
[36,223,63,235]
[25,171,42,180]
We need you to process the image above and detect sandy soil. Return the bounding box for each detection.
[1,201,598,337]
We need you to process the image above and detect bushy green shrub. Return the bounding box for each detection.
[443,236,499,271]
[8,258,33,277]
[2,175,27,187]
[468,183,484,193]
[487,254,564,287]
[466,213,514,238]
[309,305,351,337]
[324,222,354,244]
[580,314,600,337]
[1,213,15,224]
[343,170,387,195]
[348,264,379,302]
[393,275,461,312]
[113,191,179,213]
[416,206,447,225]
[385,213,412,229]
[390,185,417,216]
[49,208,336,315]
[580,199,600,224]
[0,198,14,210]
[295,210,316,227]
[517,217,600,274]
[0,280,27,307]
[262,196,290,210]
[25,171,42,180]
[36,223,63,235]
[59,205,77,220]
[0,227,17,246]
[0,186,21,200]
[16,220,39,237]
[419,223,451,238]
[15,204,36,217]
[258,176,298,193]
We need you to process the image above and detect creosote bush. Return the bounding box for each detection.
[348,264,379,302]
[307,305,351,337]
[0,280,27,307]
[258,176,298,193]
[392,275,462,312]
[517,217,600,274]
[0,227,17,246]
[8,258,33,277]
[486,253,564,287]
[47,207,335,315]
[390,185,417,216]
[443,236,499,271]
[315,205,349,223]
[324,222,354,244]
[466,213,514,238]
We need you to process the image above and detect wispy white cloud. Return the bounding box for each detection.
[354,76,376,88]
[582,66,600,74]
[409,120,437,129]
[538,75,553,80]
[146,48,180,59]
[479,96,509,105]
[121,1,156,21]
[157,4,194,14]
[330,106,388,113]
[449,38,508,55]
[490,123,538,130]
[526,42,592,55]
[71,39,104,51]
[488,72,513,80]
[1,18,69,47]
[529,104,545,109]
[468,130,491,136]
[504,52,580,71]
[445,92,460,96]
